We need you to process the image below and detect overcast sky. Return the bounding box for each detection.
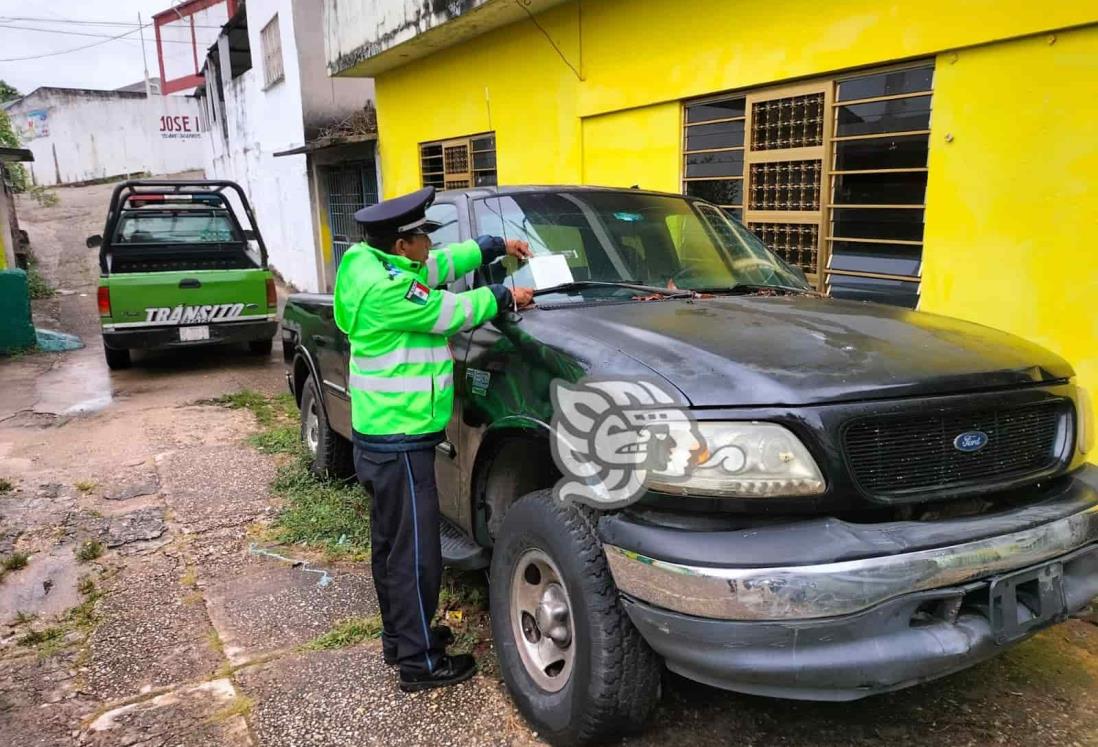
[0,1,226,95]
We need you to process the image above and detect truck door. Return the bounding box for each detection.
[424,203,472,526]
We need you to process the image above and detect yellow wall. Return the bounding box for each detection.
[371,0,1098,443]
[921,27,1098,436]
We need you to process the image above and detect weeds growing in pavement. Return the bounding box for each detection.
[76,540,103,563]
[17,627,63,648]
[207,389,371,558]
[25,251,54,300]
[74,480,97,494]
[303,615,384,650]
[28,185,59,207]
[0,478,13,494]
[14,610,36,625]
[209,695,254,723]
[2,551,29,572]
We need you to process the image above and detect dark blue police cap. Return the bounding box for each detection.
[353,186,441,234]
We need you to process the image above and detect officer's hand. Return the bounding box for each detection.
[505,239,533,262]
[511,286,535,309]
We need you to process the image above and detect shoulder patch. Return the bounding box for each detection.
[383,261,402,280]
[404,280,431,306]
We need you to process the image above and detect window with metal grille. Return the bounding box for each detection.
[420,133,497,190]
[682,62,933,306]
[260,14,284,89]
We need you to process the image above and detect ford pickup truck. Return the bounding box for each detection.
[88,179,278,369]
[280,186,1097,745]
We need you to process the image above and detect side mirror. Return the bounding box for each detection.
[243,229,257,241]
[86,235,102,248]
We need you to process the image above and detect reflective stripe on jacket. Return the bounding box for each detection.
[333,240,499,436]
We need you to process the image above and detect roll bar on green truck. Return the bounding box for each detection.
[90,179,278,369]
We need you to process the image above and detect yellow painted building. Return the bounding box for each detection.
[326,0,1098,439]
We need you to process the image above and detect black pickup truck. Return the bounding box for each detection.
[282,186,1097,744]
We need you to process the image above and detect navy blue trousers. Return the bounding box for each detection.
[354,446,446,676]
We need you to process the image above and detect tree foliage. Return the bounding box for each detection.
[0,108,29,192]
[0,80,20,104]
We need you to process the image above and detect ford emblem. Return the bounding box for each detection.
[953,430,989,452]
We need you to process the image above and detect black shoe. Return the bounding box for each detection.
[399,653,476,693]
[383,626,454,666]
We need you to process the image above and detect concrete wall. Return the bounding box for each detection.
[293,0,375,138]
[201,0,376,293]
[324,0,565,76]
[5,89,205,187]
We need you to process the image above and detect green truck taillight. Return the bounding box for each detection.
[97,286,111,316]
[266,277,277,308]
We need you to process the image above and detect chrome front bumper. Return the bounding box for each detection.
[605,500,1098,622]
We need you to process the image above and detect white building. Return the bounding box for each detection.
[3,87,205,187]
[195,0,376,293]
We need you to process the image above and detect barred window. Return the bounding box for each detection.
[683,62,933,307]
[260,15,284,89]
[420,133,497,190]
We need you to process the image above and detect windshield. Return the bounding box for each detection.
[471,191,807,298]
[115,211,240,244]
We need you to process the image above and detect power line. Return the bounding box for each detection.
[0,15,225,29]
[0,22,204,44]
[0,24,141,62]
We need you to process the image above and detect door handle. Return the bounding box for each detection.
[311,334,328,347]
[179,278,201,289]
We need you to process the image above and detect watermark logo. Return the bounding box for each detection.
[549,378,702,509]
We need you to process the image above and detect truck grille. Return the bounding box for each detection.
[844,400,1069,498]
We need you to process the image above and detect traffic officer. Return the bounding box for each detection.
[334,186,534,692]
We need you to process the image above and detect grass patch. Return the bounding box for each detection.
[207,628,224,656]
[76,540,103,563]
[26,257,54,300]
[29,185,60,208]
[0,478,13,494]
[2,551,30,572]
[180,566,197,588]
[269,453,370,559]
[14,610,36,625]
[74,480,97,494]
[208,389,370,558]
[209,695,253,724]
[303,615,383,651]
[77,575,96,596]
[17,626,63,649]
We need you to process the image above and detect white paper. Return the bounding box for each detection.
[511,254,574,290]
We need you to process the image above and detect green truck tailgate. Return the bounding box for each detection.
[101,268,272,327]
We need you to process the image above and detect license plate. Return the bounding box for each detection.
[179,325,210,342]
[988,560,1065,644]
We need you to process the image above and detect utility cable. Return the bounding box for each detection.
[0,22,199,44]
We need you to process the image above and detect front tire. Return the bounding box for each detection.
[104,346,131,370]
[490,490,661,745]
[299,374,354,480]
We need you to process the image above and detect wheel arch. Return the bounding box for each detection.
[470,417,561,546]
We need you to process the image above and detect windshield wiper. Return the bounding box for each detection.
[691,283,818,296]
[532,280,694,298]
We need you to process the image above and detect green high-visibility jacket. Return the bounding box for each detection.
[333,240,500,437]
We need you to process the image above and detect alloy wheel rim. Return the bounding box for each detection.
[304,400,320,455]
[510,548,575,692]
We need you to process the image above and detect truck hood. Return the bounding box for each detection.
[541,296,1073,407]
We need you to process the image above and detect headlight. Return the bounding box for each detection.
[1079,387,1095,457]
[645,421,825,497]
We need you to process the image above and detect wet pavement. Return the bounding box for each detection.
[1,178,1097,746]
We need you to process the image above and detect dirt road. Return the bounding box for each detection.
[1,179,1096,747]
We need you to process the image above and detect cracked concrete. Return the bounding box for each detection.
[2,178,1096,747]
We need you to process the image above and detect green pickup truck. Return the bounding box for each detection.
[88,179,278,370]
